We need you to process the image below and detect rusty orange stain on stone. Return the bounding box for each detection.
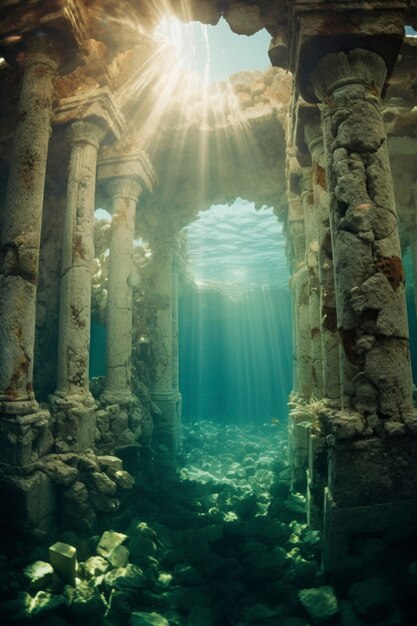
[376,256,404,291]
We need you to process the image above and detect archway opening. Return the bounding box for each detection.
[179,200,292,425]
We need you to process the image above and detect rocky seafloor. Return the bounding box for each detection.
[0,419,416,626]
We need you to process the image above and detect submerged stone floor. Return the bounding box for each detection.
[0,419,416,625]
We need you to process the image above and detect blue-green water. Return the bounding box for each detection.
[179,285,293,424]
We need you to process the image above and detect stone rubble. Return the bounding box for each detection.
[0,419,415,625]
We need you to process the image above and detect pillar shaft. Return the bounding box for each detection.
[104,177,141,401]
[0,33,60,413]
[312,48,413,417]
[301,167,323,398]
[293,265,313,400]
[306,125,341,405]
[152,249,174,395]
[151,244,181,455]
[56,120,105,394]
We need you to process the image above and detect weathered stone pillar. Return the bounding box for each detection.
[50,91,124,451]
[98,151,155,406]
[0,32,61,467]
[150,243,182,456]
[312,49,413,416]
[52,121,105,450]
[304,118,341,405]
[106,180,140,400]
[310,49,417,572]
[288,195,312,401]
[287,192,314,492]
[300,167,323,398]
[172,249,182,417]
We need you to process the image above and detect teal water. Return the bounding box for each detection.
[179,284,293,424]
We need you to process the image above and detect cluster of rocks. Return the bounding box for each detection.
[35,452,134,533]
[1,419,416,625]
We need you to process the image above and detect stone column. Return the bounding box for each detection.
[287,195,313,491]
[96,151,155,455]
[312,48,413,418]
[105,177,142,401]
[300,166,323,398]
[150,243,182,455]
[50,120,105,451]
[305,118,341,405]
[98,151,156,408]
[0,33,61,467]
[288,195,311,400]
[172,249,182,417]
[311,49,417,572]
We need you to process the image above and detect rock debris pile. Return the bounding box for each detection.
[0,420,416,625]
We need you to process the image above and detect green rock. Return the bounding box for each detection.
[23,560,54,590]
[348,576,394,619]
[129,535,158,564]
[104,564,146,590]
[298,585,339,624]
[108,545,130,568]
[129,611,170,626]
[97,530,127,558]
[49,542,77,586]
[83,556,109,579]
[105,589,138,625]
[64,581,106,624]
[25,590,67,619]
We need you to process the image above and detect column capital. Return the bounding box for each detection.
[0,1,90,74]
[20,31,63,72]
[97,149,157,194]
[311,49,387,101]
[304,114,323,163]
[106,177,142,203]
[55,87,126,143]
[67,119,106,150]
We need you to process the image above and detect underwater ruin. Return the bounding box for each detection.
[0,0,417,624]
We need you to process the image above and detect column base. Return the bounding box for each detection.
[0,470,56,536]
[321,413,417,573]
[100,390,136,406]
[0,409,53,469]
[49,391,96,452]
[151,391,182,456]
[322,488,417,574]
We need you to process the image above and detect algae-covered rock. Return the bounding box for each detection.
[97,530,127,558]
[130,612,170,626]
[64,581,106,624]
[23,560,54,590]
[108,545,130,568]
[348,576,394,619]
[83,555,109,579]
[298,585,339,624]
[104,564,146,590]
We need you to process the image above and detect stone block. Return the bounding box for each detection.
[0,470,56,532]
[49,541,77,586]
[298,585,339,624]
[0,410,52,468]
[322,488,417,574]
[54,407,96,452]
[328,435,417,507]
[97,530,127,558]
[23,561,54,590]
